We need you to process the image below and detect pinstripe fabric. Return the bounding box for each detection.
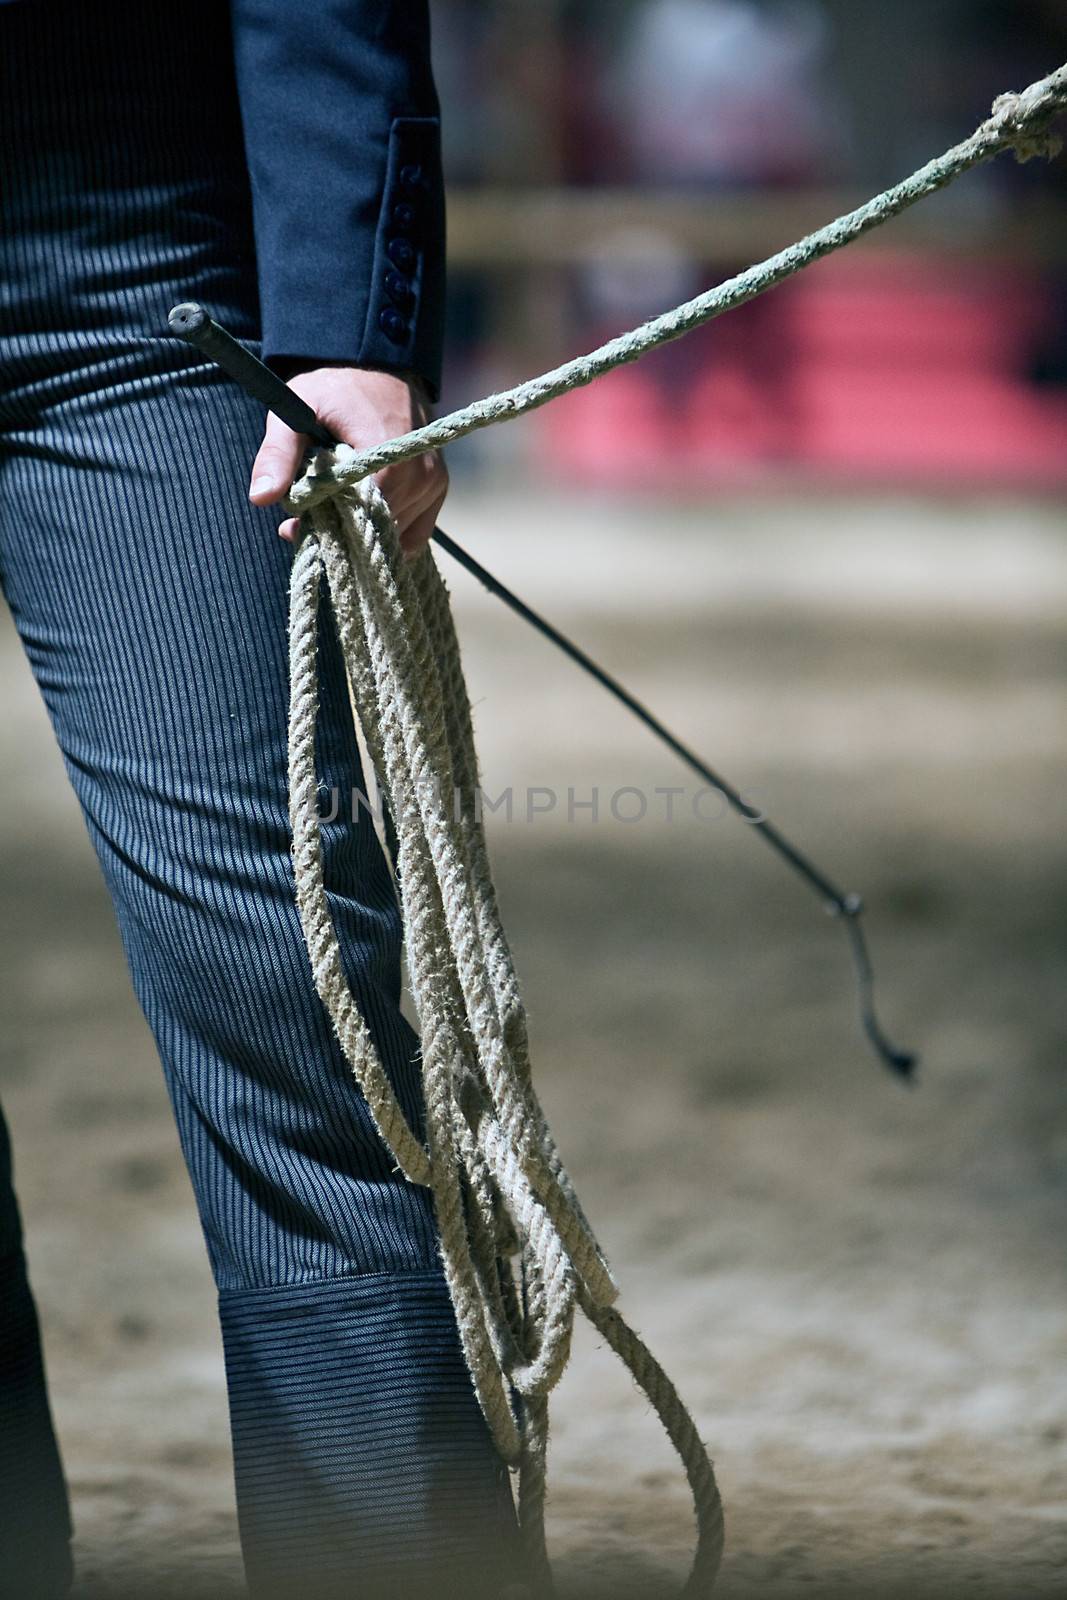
[0,3,516,1593]
[221,1273,520,1599]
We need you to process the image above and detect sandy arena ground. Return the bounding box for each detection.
[1,489,1065,1598]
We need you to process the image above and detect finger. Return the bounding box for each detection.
[400,500,441,558]
[249,411,309,505]
[395,465,445,535]
[380,455,448,536]
[398,464,448,556]
[372,463,421,529]
[278,517,301,543]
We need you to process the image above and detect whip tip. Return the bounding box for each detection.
[878,1039,919,1082]
[839,894,919,1084]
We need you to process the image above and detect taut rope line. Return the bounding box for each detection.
[169,67,1066,1596]
[284,62,1067,508]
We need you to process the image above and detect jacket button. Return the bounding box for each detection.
[399,163,423,192]
[384,269,415,307]
[379,306,409,344]
[391,201,416,230]
[387,237,417,273]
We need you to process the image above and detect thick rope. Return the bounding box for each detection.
[286,61,1067,515]
[283,70,1066,1594]
[289,482,724,1592]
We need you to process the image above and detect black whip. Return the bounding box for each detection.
[167,301,916,1079]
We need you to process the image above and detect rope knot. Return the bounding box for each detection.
[987,69,1067,162]
[284,440,367,516]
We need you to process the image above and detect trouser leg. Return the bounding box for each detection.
[0,5,517,1584]
[0,355,517,1595]
[0,1104,73,1599]
[221,1274,521,1599]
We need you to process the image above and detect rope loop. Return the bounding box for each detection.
[287,482,724,1593]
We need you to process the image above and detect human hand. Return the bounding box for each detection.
[247,366,447,555]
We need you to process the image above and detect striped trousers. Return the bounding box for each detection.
[0,4,515,1596]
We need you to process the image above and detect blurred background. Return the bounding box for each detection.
[433,0,1067,489]
[2,1,1065,1596]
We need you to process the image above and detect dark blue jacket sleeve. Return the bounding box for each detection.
[229,0,446,397]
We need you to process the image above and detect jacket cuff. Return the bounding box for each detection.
[260,116,445,402]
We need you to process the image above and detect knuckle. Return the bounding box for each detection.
[423,452,447,488]
[257,442,292,468]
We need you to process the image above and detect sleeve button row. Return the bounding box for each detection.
[377,163,426,343]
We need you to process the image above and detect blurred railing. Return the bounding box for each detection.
[447,188,1067,265]
[441,187,1067,490]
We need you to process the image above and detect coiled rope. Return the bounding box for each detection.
[283,67,1066,1597]
[289,484,723,1593]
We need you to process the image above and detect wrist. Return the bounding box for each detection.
[269,356,435,407]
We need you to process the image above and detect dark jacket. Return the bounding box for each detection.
[0,0,447,395]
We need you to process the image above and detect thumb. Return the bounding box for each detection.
[248,410,308,505]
